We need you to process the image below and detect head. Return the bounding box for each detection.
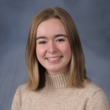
[26,7,90,91]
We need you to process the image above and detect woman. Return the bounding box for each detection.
[11,7,110,110]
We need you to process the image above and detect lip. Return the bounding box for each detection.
[46,56,62,58]
[46,56,62,63]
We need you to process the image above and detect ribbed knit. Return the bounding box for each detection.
[45,72,69,88]
[11,73,110,110]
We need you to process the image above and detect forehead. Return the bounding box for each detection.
[36,18,67,38]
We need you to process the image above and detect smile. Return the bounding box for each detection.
[47,57,61,60]
[46,56,62,63]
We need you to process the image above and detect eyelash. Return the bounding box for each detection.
[38,39,65,44]
[39,41,46,44]
[56,39,65,42]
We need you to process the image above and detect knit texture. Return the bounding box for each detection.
[11,73,110,110]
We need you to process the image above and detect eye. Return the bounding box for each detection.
[38,41,47,44]
[56,39,65,42]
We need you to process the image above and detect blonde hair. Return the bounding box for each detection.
[26,7,90,91]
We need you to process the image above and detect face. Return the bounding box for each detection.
[36,18,71,76]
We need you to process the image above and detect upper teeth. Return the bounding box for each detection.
[48,57,60,60]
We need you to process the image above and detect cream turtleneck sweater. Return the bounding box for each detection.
[11,73,110,110]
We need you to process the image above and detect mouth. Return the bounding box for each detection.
[46,56,62,63]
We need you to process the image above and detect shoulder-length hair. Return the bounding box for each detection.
[26,7,90,91]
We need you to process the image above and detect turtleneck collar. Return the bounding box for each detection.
[45,72,70,89]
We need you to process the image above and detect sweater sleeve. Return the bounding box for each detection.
[11,86,22,110]
[86,89,110,110]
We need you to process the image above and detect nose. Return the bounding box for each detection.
[48,41,57,53]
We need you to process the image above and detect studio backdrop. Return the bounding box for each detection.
[0,0,110,110]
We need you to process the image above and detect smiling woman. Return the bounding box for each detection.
[11,7,110,110]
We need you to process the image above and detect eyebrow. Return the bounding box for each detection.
[36,34,67,41]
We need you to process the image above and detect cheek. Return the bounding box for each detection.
[60,43,71,58]
[36,46,46,58]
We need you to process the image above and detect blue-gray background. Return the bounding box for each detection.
[0,0,110,109]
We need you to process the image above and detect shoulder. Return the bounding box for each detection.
[11,84,29,110]
[83,80,102,95]
[83,80,110,109]
[16,83,28,93]
[80,80,110,109]
[15,84,28,94]
[13,83,30,100]
[75,80,107,100]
